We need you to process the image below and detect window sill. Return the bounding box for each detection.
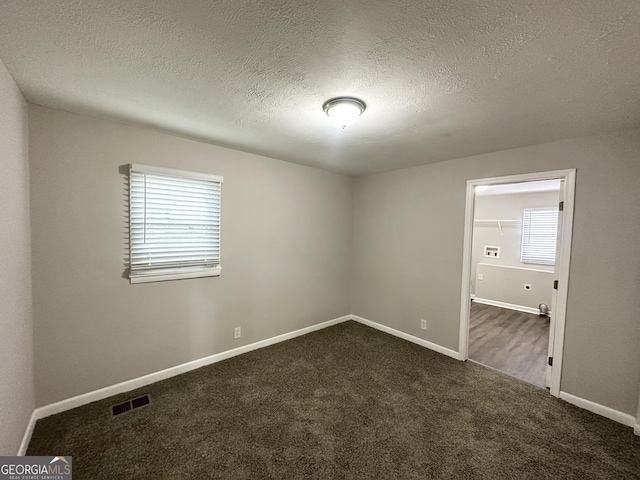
[130,267,221,284]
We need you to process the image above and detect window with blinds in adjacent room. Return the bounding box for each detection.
[521,208,558,266]
[128,164,223,284]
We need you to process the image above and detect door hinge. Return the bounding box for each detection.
[559,201,564,211]
[548,357,553,366]
[553,280,558,290]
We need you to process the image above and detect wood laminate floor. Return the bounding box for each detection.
[468,302,549,388]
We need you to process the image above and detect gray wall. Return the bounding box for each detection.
[29,105,353,407]
[475,265,554,311]
[472,191,558,290]
[472,191,558,308]
[352,128,640,416]
[0,59,34,454]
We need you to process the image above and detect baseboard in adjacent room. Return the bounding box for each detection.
[473,297,548,316]
[559,392,636,428]
[23,314,352,452]
[634,424,640,437]
[349,315,461,360]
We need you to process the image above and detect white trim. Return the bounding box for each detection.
[474,219,520,227]
[129,163,224,183]
[473,297,548,316]
[459,169,576,399]
[350,315,461,360]
[130,267,221,284]
[20,311,639,452]
[458,177,476,362]
[476,263,553,274]
[17,411,38,456]
[637,389,640,436]
[549,170,575,396]
[636,385,640,436]
[33,315,351,420]
[559,392,636,428]
[475,179,561,196]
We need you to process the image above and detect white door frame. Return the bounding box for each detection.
[458,169,576,397]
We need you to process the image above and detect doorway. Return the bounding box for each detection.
[458,170,576,397]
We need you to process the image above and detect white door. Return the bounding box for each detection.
[546,179,565,388]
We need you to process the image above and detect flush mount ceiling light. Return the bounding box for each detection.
[323,97,366,129]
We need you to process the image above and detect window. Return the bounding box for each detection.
[521,208,558,266]
[128,164,223,284]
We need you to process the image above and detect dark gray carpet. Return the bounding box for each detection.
[28,321,640,479]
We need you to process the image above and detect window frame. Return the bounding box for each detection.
[128,163,223,284]
[520,207,558,267]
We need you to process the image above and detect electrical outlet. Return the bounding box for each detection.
[477,273,483,281]
[524,284,532,290]
[420,319,427,330]
[234,327,241,339]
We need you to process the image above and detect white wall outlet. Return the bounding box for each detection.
[420,319,427,330]
[524,284,532,290]
[477,273,483,281]
[234,327,241,339]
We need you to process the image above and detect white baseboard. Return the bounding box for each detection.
[349,315,461,360]
[559,392,636,428]
[31,315,351,423]
[348,316,638,433]
[17,410,38,456]
[21,314,637,453]
[473,297,549,316]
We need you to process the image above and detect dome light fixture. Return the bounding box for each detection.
[323,97,366,129]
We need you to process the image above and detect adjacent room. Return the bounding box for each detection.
[1,1,639,478]
[468,180,561,388]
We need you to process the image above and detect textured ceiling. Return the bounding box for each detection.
[0,1,639,176]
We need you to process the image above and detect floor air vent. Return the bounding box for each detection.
[131,394,150,409]
[111,401,131,416]
[111,394,151,417]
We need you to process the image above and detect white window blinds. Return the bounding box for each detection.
[129,164,223,283]
[521,208,558,266]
